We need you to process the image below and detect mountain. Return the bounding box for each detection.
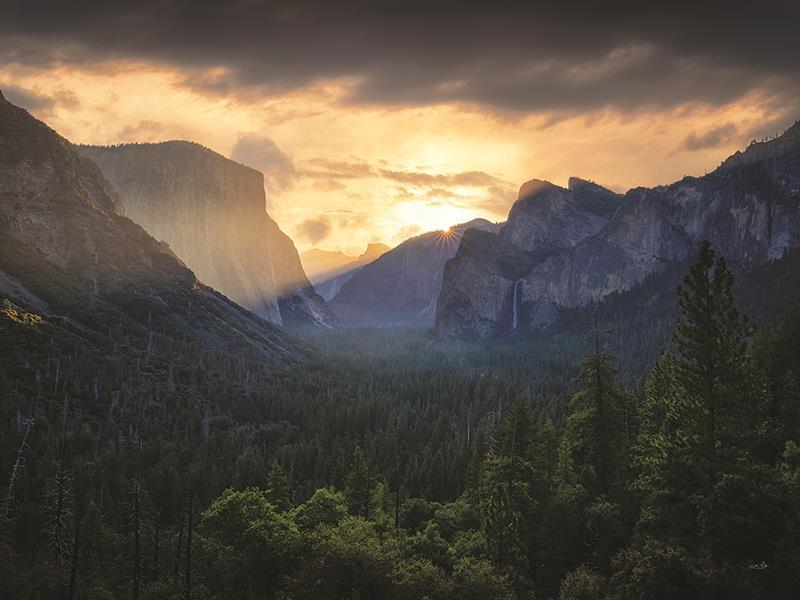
[78,142,333,329]
[311,243,391,300]
[435,121,800,338]
[329,219,501,325]
[0,89,302,363]
[301,248,358,282]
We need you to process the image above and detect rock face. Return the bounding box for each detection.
[330,219,501,325]
[0,89,301,360]
[303,243,390,300]
[502,178,621,254]
[436,121,800,338]
[78,142,333,328]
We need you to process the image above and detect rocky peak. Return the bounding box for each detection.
[517,178,556,200]
[501,177,619,253]
[568,176,598,191]
[719,118,800,170]
[714,117,800,199]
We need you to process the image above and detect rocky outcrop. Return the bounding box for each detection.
[0,89,301,360]
[435,120,800,338]
[330,219,501,325]
[502,178,621,254]
[78,142,333,328]
[435,229,537,338]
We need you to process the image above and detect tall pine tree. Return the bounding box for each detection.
[344,447,372,518]
[266,460,291,512]
[620,241,778,598]
[673,240,753,459]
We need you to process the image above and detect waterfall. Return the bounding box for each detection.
[511,280,521,330]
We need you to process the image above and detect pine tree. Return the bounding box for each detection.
[560,340,628,498]
[630,353,699,540]
[499,401,533,461]
[618,242,776,597]
[479,403,538,593]
[265,459,291,512]
[344,446,372,518]
[673,240,752,457]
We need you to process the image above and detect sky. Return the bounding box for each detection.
[2,1,799,255]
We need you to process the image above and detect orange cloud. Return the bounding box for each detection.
[0,60,793,255]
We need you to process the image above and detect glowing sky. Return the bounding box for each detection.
[2,1,798,255]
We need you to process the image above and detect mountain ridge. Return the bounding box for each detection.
[435,119,800,338]
[330,218,502,325]
[310,243,391,301]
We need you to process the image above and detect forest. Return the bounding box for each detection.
[1,241,799,599]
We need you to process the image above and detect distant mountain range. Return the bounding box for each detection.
[302,243,390,300]
[435,121,800,338]
[329,219,502,325]
[0,89,302,363]
[7,83,797,346]
[79,142,333,329]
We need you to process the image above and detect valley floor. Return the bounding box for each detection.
[2,247,800,599]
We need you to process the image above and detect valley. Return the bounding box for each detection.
[1,86,800,600]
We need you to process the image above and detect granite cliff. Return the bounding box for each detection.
[79,142,333,328]
[0,89,301,361]
[435,121,800,338]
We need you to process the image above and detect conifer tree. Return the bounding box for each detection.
[560,336,628,498]
[479,402,537,591]
[345,446,372,518]
[266,459,291,512]
[673,240,752,457]
[619,242,775,597]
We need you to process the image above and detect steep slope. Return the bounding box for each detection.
[0,89,301,362]
[330,219,501,325]
[435,179,623,337]
[436,120,800,338]
[312,243,391,300]
[78,142,333,328]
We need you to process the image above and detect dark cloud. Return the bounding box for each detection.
[295,215,332,243]
[2,1,799,115]
[230,133,297,192]
[1,83,79,113]
[680,123,739,151]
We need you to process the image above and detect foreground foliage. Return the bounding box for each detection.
[1,241,799,599]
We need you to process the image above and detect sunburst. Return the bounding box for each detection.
[432,226,460,248]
